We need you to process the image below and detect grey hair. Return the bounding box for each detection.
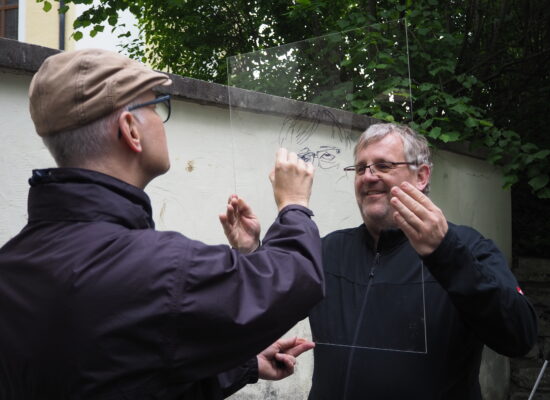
[42,98,146,168]
[354,123,433,193]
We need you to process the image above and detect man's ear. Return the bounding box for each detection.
[415,164,431,192]
[118,111,142,153]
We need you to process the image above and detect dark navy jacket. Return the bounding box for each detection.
[309,224,537,400]
[0,168,324,399]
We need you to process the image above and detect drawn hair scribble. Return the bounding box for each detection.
[278,107,354,149]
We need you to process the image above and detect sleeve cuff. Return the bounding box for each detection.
[278,204,314,218]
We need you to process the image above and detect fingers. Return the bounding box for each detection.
[271,148,315,211]
[390,189,424,232]
[219,196,238,243]
[274,336,298,350]
[276,147,288,164]
[288,150,298,164]
[390,182,448,256]
[220,195,245,226]
[305,159,314,175]
[224,202,237,226]
[274,148,314,174]
[390,184,430,222]
[236,197,253,218]
[392,210,418,242]
[274,352,296,372]
[397,181,435,210]
[275,337,315,357]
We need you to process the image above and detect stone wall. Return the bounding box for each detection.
[509,258,550,399]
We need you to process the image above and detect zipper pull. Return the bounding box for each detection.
[374,252,380,265]
[370,252,380,278]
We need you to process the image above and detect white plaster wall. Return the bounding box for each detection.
[0,72,54,242]
[0,70,511,399]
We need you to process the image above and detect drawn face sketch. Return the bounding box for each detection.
[298,146,341,170]
[279,106,354,170]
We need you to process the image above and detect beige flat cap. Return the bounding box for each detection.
[29,48,171,136]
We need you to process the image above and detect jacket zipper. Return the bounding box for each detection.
[362,252,378,308]
[370,252,380,280]
[342,251,380,398]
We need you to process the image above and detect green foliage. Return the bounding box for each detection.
[40,0,550,199]
[317,1,550,200]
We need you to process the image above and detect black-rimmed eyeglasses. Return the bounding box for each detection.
[344,161,417,176]
[128,94,171,123]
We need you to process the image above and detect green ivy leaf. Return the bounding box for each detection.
[528,175,549,191]
[421,119,434,129]
[428,127,441,139]
[533,150,550,160]
[43,1,52,12]
[478,119,493,127]
[443,95,459,106]
[503,174,519,189]
[73,31,83,41]
[419,83,434,91]
[521,143,538,152]
[417,108,427,118]
[451,103,468,114]
[465,117,478,128]
[439,131,461,143]
[537,187,550,199]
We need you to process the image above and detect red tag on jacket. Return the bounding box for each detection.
[516,286,524,295]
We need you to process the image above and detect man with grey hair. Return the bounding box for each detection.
[305,123,538,399]
[0,48,325,399]
[221,121,540,398]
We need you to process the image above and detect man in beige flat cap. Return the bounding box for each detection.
[0,49,324,399]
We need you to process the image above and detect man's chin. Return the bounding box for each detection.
[360,206,395,229]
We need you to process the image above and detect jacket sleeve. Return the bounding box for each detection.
[167,204,324,383]
[217,357,258,398]
[422,224,538,357]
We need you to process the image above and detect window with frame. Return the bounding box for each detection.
[0,0,18,40]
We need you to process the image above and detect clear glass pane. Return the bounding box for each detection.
[310,259,427,353]
[228,20,425,353]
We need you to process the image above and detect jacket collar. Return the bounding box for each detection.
[360,224,408,253]
[28,168,155,229]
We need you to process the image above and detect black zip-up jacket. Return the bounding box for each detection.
[309,224,537,399]
[0,168,324,399]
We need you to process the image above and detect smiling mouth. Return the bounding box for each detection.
[365,190,386,196]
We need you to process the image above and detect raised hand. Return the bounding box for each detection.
[257,337,315,381]
[218,194,261,253]
[390,181,448,256]
[269,148,315,211]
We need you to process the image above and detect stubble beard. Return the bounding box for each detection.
[359,195,397,232]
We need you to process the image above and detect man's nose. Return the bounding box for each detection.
[360,167,380,182]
